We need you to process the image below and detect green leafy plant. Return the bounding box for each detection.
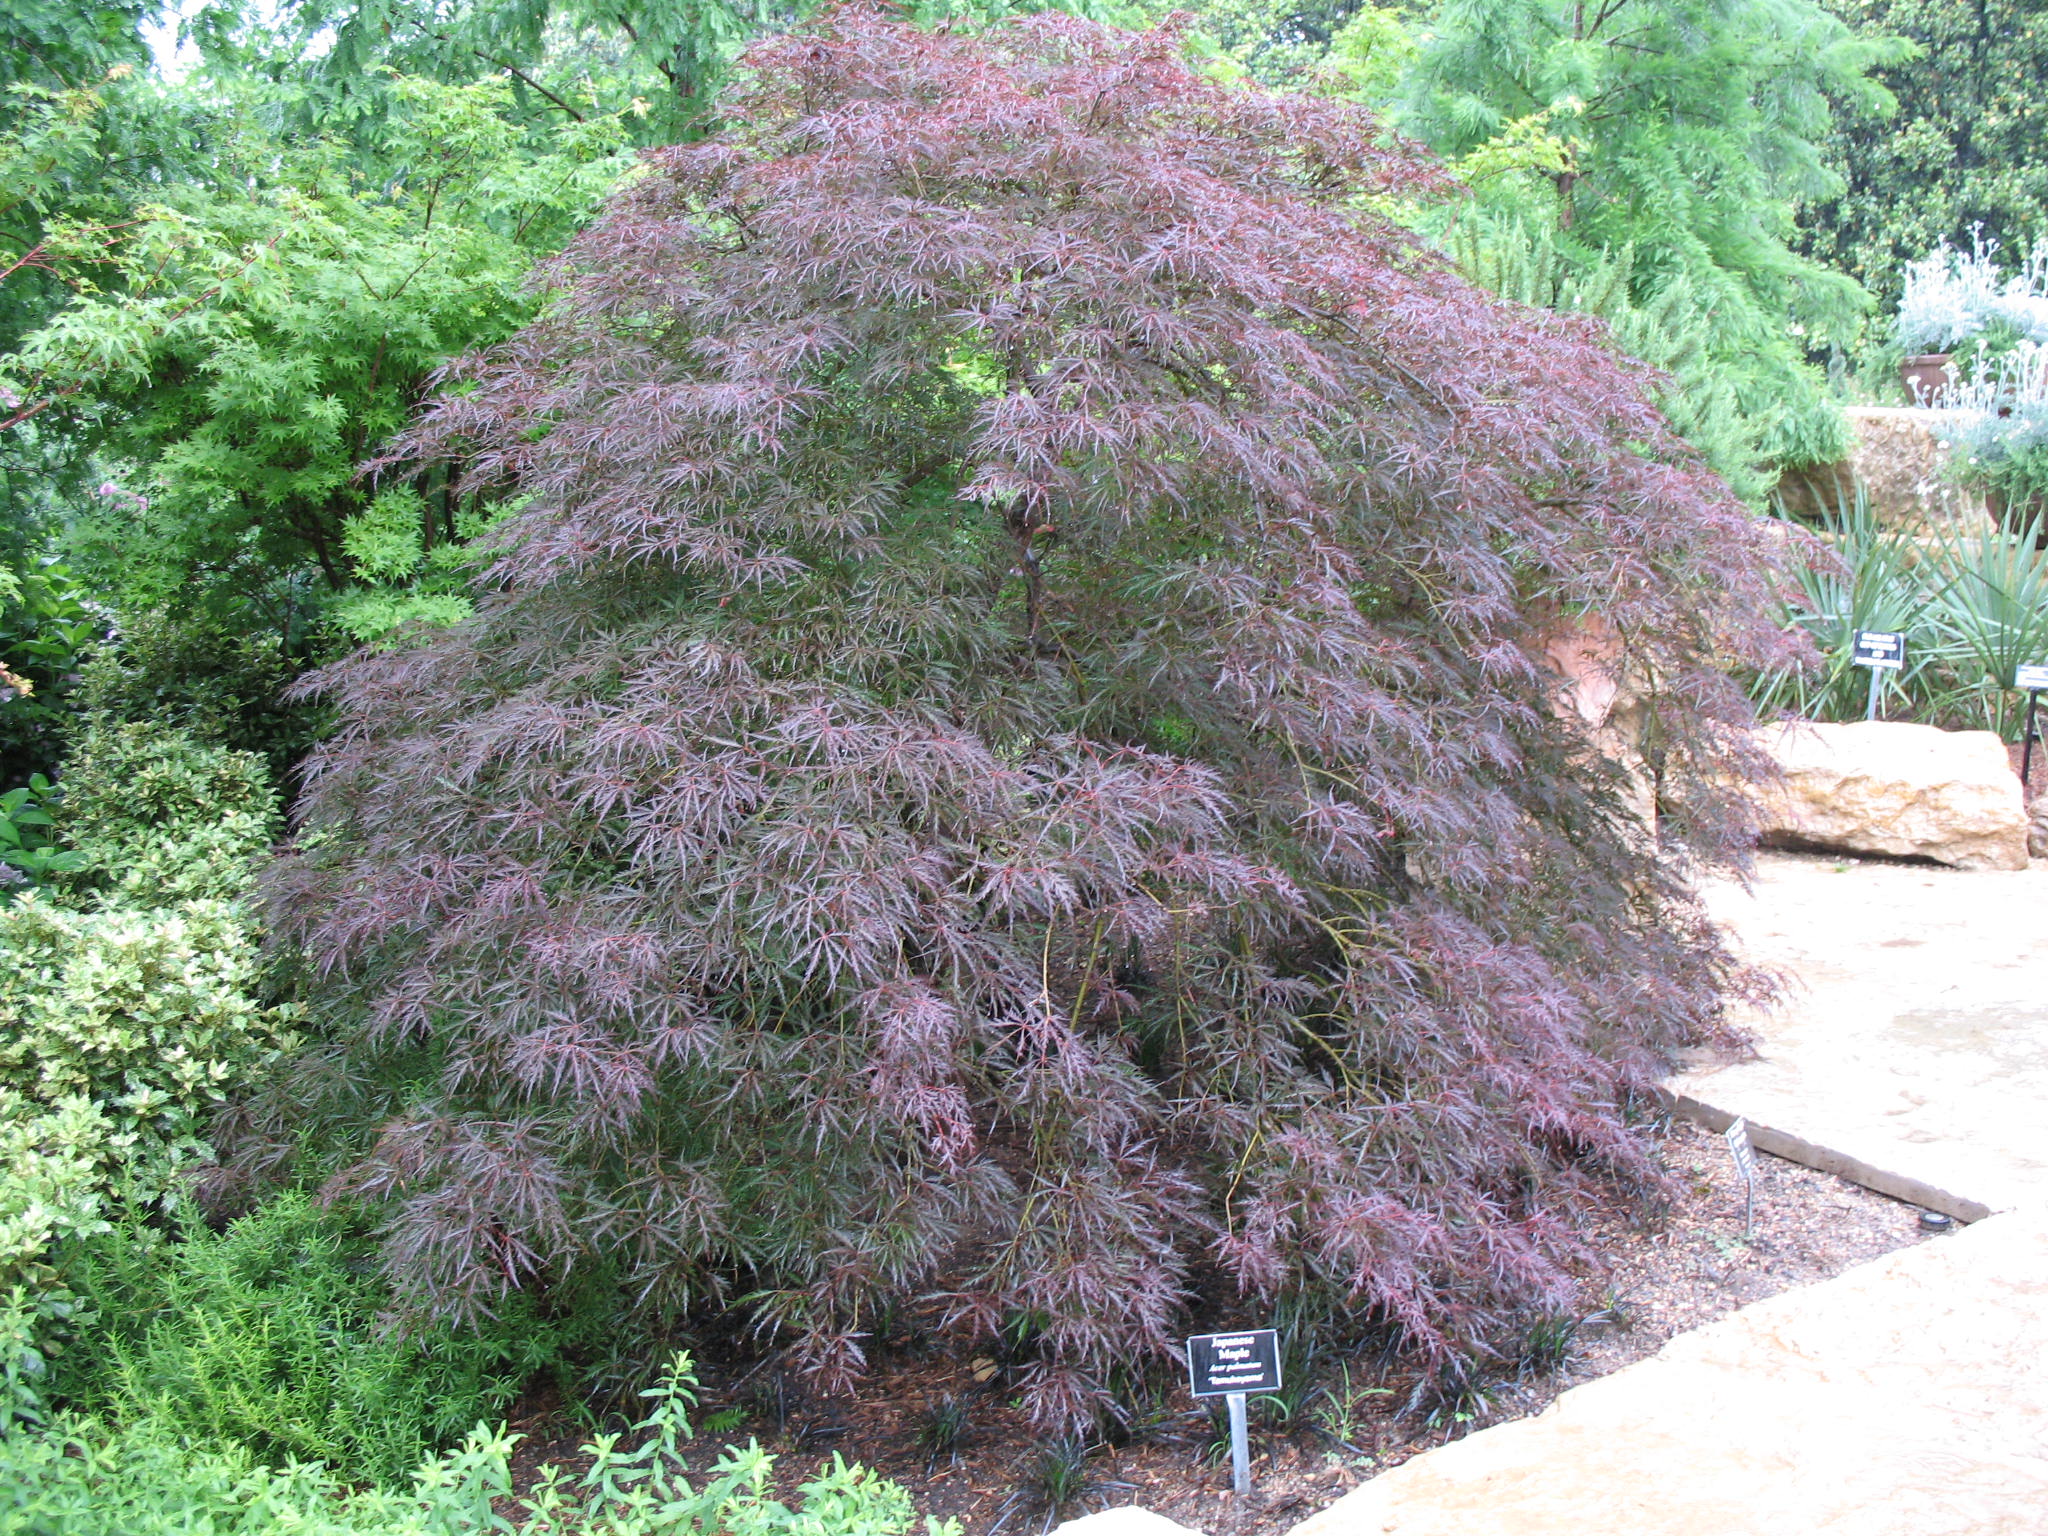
[1309,1361,1390,1456]
[0,1319,956,1536]
[50,1193,570,1488]
[72,608,316,776]
[0,1092,111,1291]
[0,773,85,888]
[0,722,290,1228]
[49,717,278,907]
[0,559,101,784]
[1919,512,2048,735]
[0,891,290,1196]
[328,488,524,647]
[1753,489,1939,721]
[700,1405,748,1437]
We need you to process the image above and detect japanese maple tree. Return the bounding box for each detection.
[259,6,1791,1425]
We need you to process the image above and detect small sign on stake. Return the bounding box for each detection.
[1723,1116,1760,1237]
[1851,631,1906,669]
[1852,631,1907,720]
[1187,1329,1281,1497]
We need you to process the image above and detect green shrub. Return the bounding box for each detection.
[72,609,323,777]
[50,718,276,907]
[0,1323,953,1536]
[1449,212,1785,500]
[49,1194,564,1487]
[0,720,290,1237]
[0,560,102,786]
[0,1418,498,1536]
[0,895,293,1203]
[0,774,87,892]
[0,1094,110,1292]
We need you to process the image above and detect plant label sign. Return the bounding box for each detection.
[1186,1329,1282,1398]
[1724,1116,1761,1236]
[1851,631,1906,671]
[1723,1117,1760,1186]
[2016,664,2048,691]
[1187,1330,1280,1497]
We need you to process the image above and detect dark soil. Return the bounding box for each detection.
[2007,738,2045,805]
[500,1117,1933,1536]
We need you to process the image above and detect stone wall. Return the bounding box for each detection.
[1776,406,1992,534]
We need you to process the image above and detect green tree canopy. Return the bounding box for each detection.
[1803,0,2048,305]
[1394,0,1906,469]
[5,73,634,637]
[200,0,1125,148]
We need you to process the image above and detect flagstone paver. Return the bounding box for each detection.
[1283,849,2048,1536]
[1287,1204,2048,1536]
[1673,850,2048,1213]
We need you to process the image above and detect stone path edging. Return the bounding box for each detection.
[1658,1087,1995,1223]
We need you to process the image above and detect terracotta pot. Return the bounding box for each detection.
[1987,486,2048,534]
[1900,352,1954,405]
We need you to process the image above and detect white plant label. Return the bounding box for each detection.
[1723,1117,1760,1186]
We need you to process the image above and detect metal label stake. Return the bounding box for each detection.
[1226,1391,1251,1495]
[2015,665,2048,785]
[1724,1116,1761,1238]
[1186,1328,1282,1498]
[1851,630,1906,720]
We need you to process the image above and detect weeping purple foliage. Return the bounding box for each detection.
[249,8,1793,1428]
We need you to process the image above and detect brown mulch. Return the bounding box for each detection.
[498,1118,1937,1536]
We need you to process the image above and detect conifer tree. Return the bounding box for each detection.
[1397,0,1906,468]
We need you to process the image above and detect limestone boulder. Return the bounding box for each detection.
[1751,720,2028,870]
[2030,794,2048,861]
[1536,610,1655,833]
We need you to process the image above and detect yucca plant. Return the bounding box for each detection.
[1922,513,2048,737]
[1757,487,1942,722]
[1756,483,2048,737]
